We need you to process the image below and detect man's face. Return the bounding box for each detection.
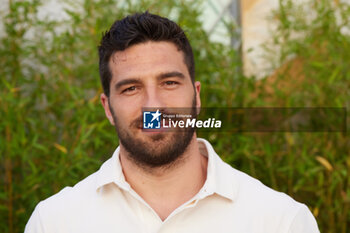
[101,41,201,168]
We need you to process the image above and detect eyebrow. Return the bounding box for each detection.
[114,71,186,90]
[157,71,185,80]
[114,78,142,90]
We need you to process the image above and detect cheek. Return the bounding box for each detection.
[163,87,195,107]
[111,100,142,123]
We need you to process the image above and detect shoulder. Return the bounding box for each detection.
[233,165,298,207]
[36,153,118,211]
[36,170,100,216]
[220,161,319,232]
[201,138,306,214]
[223,161,301,211]
[25,171,100,233]
[44,170,98,205]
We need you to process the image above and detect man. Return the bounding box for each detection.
[25,12,319,233]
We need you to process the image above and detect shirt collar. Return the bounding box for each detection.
[197,138,238,201]
[95,138,238,201]
[95,147,131,191]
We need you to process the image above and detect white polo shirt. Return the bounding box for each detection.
[25,138,319,233]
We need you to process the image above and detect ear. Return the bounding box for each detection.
[194,81,201,115]
[100,93,115,125]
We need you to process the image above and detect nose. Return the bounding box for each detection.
[142,86,164,110]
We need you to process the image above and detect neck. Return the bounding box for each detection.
[119,135,208,221]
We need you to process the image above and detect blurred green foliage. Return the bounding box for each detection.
[0,0,349,232]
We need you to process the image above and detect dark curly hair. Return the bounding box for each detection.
[98,11,195,96]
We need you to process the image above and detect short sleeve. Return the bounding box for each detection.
[288,204,320,233]
[25,203,45,233]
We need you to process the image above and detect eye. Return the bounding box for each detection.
[122,86,136,93]
[164,81,179,86]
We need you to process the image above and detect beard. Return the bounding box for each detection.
[109,95,197,169]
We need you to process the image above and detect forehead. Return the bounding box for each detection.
[108,41,189,81]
